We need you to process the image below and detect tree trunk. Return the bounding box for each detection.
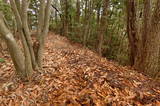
[76,0,80,23]
[75,0,81,38]
[126,0,138,66]
[97,4,101,25]
[83,0,93,46]
[0,13,26,78]
[21,0,37,70]
[0,0,52,79]
[126,0,160,77]
[37,0,52,68]
[135,0,152,70]
[142,0,160,77]
[97,0,109,56]
[64,0,69,36]
[10,0,33,77]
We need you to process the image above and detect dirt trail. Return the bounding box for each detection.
[51,34,73,49]
[0,32,160,105]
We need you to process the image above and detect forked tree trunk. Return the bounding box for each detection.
[0,0,52,79]
[10,0,33,77]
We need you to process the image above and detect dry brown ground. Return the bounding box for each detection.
[0,32,160,105]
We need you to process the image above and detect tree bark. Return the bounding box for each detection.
[0,12,26,77]
[126,0,160,77]
[37,0,45,39]
[0,0,52,79]
[10,0,33,77]
[126,0,138,66]
[21,0,37,69]
[135,0,152,70]
[37,0,52,68]
[142,0,160,77]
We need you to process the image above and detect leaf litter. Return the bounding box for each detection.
[0,32,160,105]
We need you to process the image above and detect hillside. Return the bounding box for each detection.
[0,33,160,105]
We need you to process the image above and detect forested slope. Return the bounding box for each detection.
[0,33,160,105]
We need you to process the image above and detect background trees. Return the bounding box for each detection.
[0,0,159,79]
[51,0,128,64]
[51,0,160,78]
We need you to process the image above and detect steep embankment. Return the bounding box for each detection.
[0,32,160,105]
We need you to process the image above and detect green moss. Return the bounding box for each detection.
[0,58,5,63]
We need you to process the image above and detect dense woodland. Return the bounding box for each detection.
[50,0,160,78]
[0,0,160,105]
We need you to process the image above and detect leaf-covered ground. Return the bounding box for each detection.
[0,33,160,105]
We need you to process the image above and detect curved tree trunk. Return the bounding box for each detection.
[0,13,26,77]
[10,0,33,77]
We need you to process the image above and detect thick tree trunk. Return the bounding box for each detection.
[142,0,160,77]
[135,0,152,70]
[127,0,160,77]
[10,0,33,77]
[126,0,138,66]
[0,13,26,77]
[37,0,52,68]
[142,0,151,47]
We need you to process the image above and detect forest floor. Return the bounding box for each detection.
[0,32,160,105]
